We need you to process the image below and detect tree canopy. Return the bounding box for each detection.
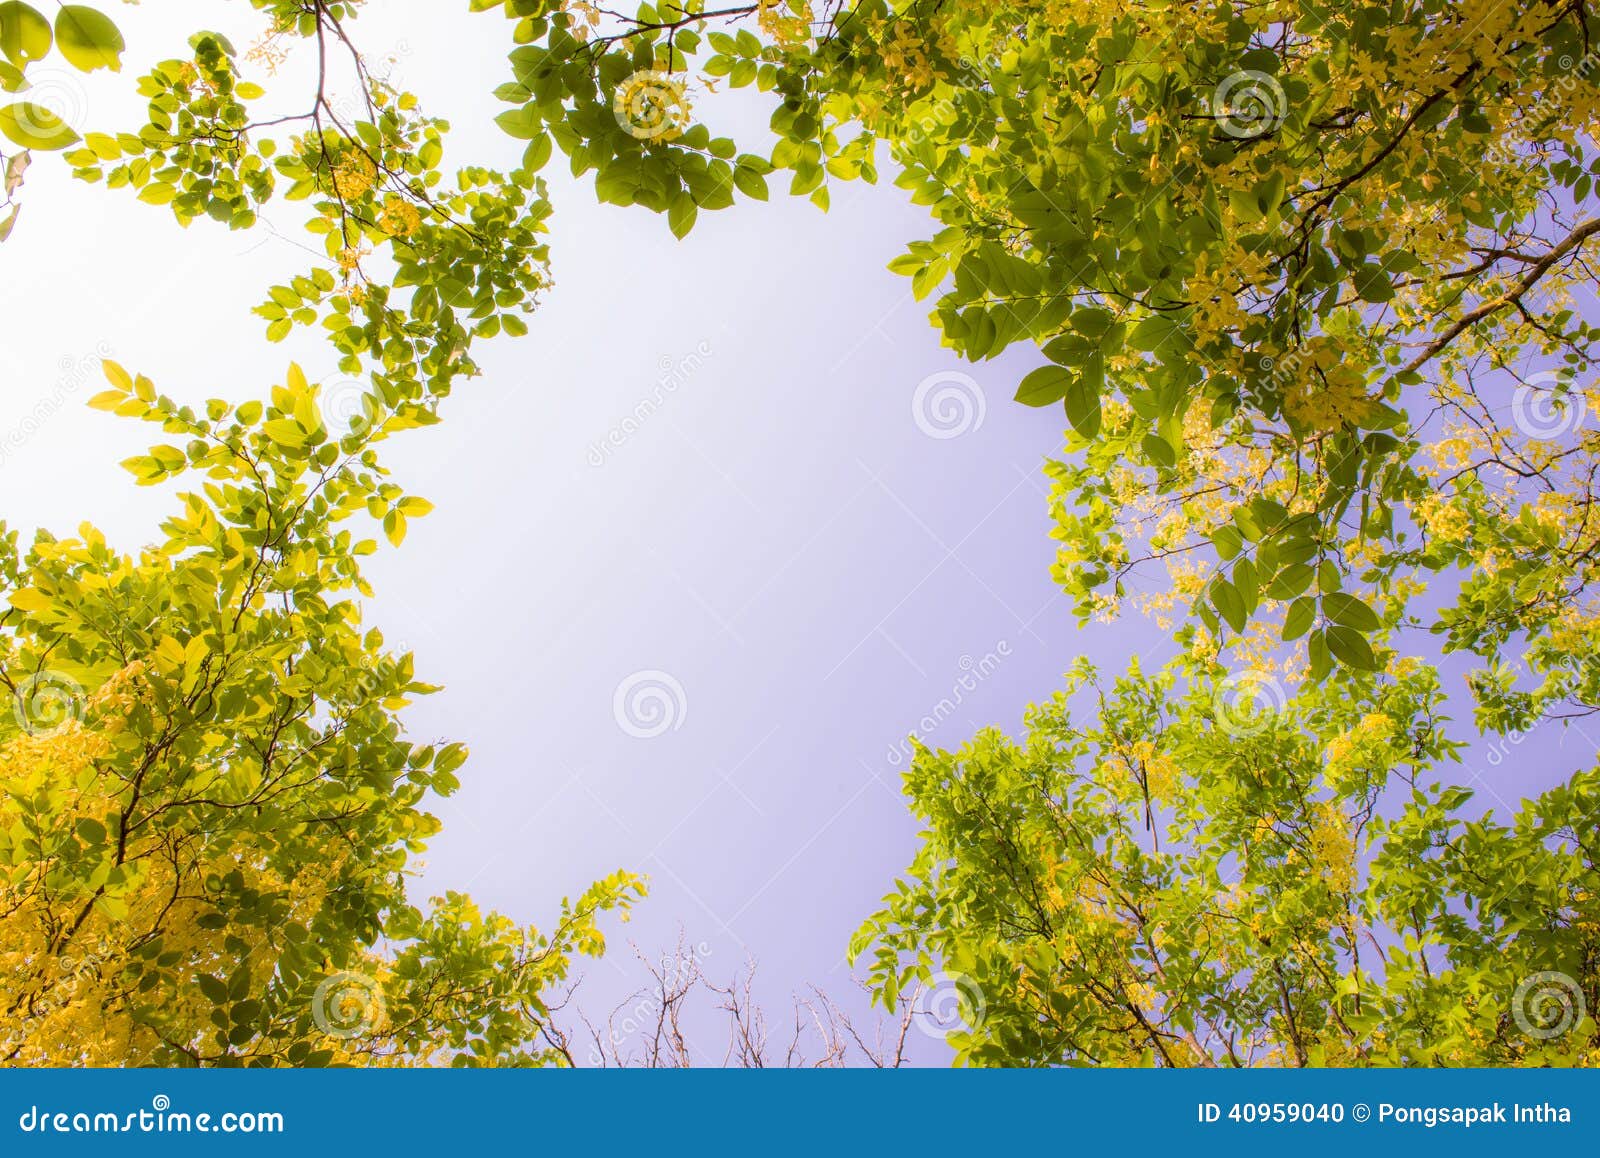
[2,0,639,1066]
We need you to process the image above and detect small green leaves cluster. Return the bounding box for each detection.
[0,1,124,238]
[63,32,269,229]
[50,4,551,422]
[478,0,857,236]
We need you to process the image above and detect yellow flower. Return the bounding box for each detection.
[330,152,378,201]
[378,194,422,238]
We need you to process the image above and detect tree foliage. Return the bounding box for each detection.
[1,0,640,1066]
[1,356,642,1065]
[851,647,1599,1066]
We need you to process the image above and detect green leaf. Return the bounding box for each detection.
[0,2,50,66]
[54,5,122,72]
[1353,264,1395,303]
[1307,627,1332,680]
[434,742,469,776]
[1211,524,1243,560]
[1140,433,1177,468]
[261,419,305,448]
[1014,364,1071,407]
[1321,592,1380,631]
[521,132,552,172]
[1265,563,1313,600]
[1062,353,1103,439]
[0,101,78,149]
[1210,577,1246,632]
[383,509,407,546]
[1282,595,1316,640]
[1128,315,1178,352]
[494,105,541,140]
[1325,624,1378,671]
[732,163,768,201]
[667,193,697,239]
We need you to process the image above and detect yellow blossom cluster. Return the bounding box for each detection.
[867,15,957,93]
[758,0,814,50]
[378,193,422,238]
[1106,739,1182,802]
[1305,803,1357,894]
[1322,712,1395,783]
[1282,363,1377,432]
[330,151,378,200]
[563,0,602,43]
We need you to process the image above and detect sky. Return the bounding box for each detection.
[1,1,1589,1066]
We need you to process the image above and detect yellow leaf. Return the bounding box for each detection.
[154,636,185,672]
[7,588,52,613]
[102,360,133,391]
